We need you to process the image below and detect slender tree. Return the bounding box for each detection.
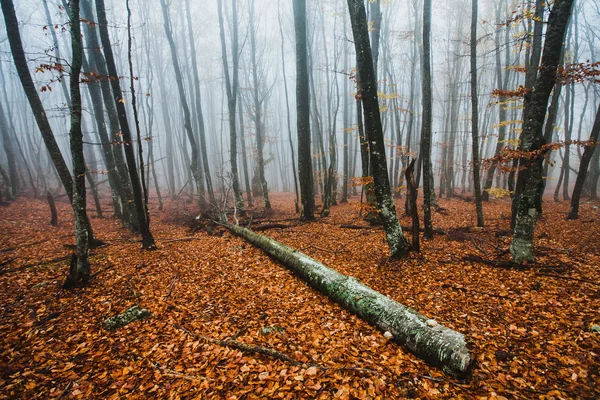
[420,0,434,238]
[217,0,244,210]
[2,0,100,246]
[63,0,90,287]
[0,101,17,198]
[184,0,216,207]
[568,104,600,219]
[277,2,300,212]
[510,0,574,264]
[293,0,315,220]
[95,0,155,248]
[470,0,484,227]
[249,1,271,210]
[346,0,409,258]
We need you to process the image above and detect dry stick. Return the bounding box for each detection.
[0,255,71,275]
[536,273,600,287]
[177,325,378,375]
[471,238,489,257]
[90,264,115,279]
[164,274,177,300]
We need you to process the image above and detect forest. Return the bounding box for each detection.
[0,0,599,398]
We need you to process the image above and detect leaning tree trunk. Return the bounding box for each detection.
[223,223,472,377]
[346,0,408,258]
[567,103,600,219]
[159,0,207,212]
[95,0,155,248]
[64,0,90,288]
[510,0,574,264]
[2,0,99,246]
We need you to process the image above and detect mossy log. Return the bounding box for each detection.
[104,306,151,330]
[223,223,473,377]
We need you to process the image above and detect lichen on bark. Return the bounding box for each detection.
[224,223,472,377]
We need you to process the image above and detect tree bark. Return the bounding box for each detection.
[278,0,300,212]
[293,0,315,220]
[0,101,17,198]
[346,0,408,258]
[223,223,472,377]
[2,0,98,246]
[405,159,420,252]
[567,103,600,219]
[470,0,484,227]
[184,0,216,207]
[95,0,155,248]
[159,0,207,213]
[47,191,58,226]
[510,0,574,264]
[420,0,434,238]
[64,0,90,288]
[217,0,243,210]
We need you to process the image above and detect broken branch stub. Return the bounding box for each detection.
[223,223,473,377]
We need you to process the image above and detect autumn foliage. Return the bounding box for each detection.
[0,194,598,399]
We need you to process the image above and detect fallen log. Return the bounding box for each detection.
[222,223,473,377]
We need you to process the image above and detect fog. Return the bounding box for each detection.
[1,0,598,209]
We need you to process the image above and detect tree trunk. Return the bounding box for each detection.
[223,223,472,377]
[567,103,600,219]
[293,0,315,220]
[95,0,155,248]
[278,0,300,212]
[0,101,17,198]
[64,0,90,288]
[510,0,574,264]
[184,0,216,207]
[47,191,58,226]
[470,0,484,227]
[346,0,408,258]
[81,0,136,227]
[2,0,99,247]
[405,159,420,252]
[159,0,207,213]
[217,0,243,210]
[420,0,434,238]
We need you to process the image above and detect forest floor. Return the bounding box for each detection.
[0,193,598,399]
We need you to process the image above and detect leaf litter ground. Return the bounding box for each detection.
[0,193,598,399]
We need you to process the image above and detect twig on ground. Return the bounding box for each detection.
[164,274,178,300]
[90,264,115,279]
[536,273,600,287]
[176,325,378,375]
[471,238,489,257]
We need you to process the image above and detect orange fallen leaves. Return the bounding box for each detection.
[0,194,598,399]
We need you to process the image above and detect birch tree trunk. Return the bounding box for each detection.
[224,223,472,377]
